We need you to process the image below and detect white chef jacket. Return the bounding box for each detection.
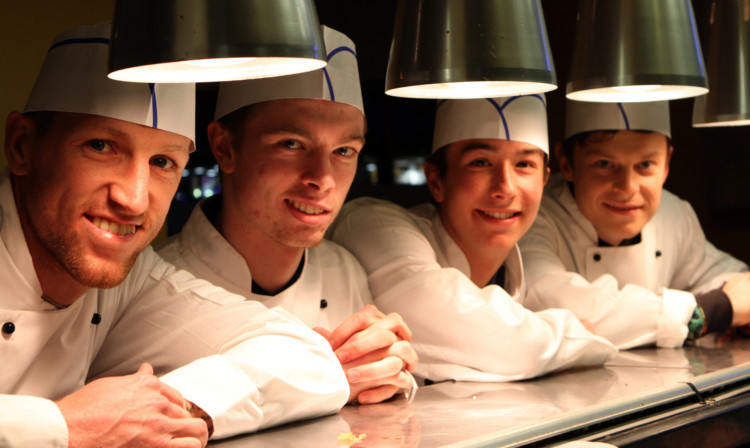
[519,174,748,349]
[156,197,372,330]
[327,197,617,383]
[0,170,348,447]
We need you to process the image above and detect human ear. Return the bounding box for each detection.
[555,142,574,182]
[424,161,445,203]
[206,121,236,174]
[4,112,34,176]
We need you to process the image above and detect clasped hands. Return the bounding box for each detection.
[315,304,419,404]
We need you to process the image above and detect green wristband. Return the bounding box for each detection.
[687,306,707,341]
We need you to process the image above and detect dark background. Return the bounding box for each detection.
[180,0,750,262]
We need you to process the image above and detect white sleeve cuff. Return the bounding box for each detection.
[0,395,68,447]
[656,288,697,348]
[160,354,263,440]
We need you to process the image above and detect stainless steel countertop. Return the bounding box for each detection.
[210,335,750,447]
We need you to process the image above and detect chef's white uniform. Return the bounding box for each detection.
[157,197,372,330]
[0,170,348,447]
[328,197,617,383]
[519,174,748,349]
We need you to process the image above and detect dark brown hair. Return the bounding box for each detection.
[216,104,262,149]
[23,111,57,137]
[561,130,672,167]
[426,142,549,178]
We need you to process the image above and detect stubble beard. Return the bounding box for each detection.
[41,223,141,289]
[28,203,144,290]
[58,235,140,289]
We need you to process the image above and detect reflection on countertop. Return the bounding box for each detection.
[210,336,750,447]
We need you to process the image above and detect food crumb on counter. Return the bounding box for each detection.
[338,432,366,446]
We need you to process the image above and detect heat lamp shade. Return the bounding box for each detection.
[108,0,327,83]
[566,0,708,103]
[385,0,557,99]
[693,0,750,127]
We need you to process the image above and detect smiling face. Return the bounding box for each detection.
[211,98,365,253]
[559,130,672,246]
[426,138,549,265]
[5,111,191,297]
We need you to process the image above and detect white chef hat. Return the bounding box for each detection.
[23,23,196,149]
[214,25,364,120]
[431,95,549,154]
[565,100,671,139]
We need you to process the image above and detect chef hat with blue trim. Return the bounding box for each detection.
[565,100,671,139]
[431,95,549,154]
[23,23,196,150]
[214,25,364,119]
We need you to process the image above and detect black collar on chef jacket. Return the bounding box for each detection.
[597,234,642,247]
[487,264,506,289]
[251,253,305,296]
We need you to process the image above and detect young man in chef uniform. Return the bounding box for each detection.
[519,100,750,349]
[328,95,617,383]
[0,23,349,447]
[157,26,418,405]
